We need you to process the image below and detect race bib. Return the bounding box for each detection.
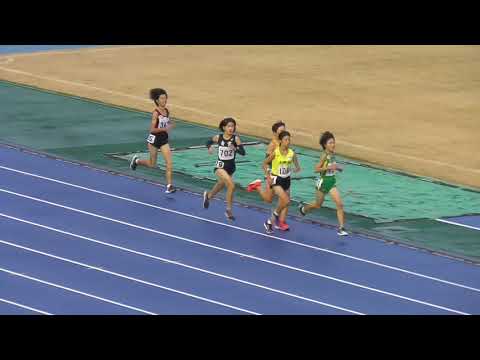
[325,155,336,176]
[158,119,170,128]
[315,178,323,191]
[147,134,156,144]
[278,165,291,178]
[218,146,235,160]
[216,160,224,169]
[270,175,278,185]
[326,163,336,176]
[158,114,170,129]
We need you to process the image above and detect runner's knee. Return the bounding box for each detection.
[280,196,290,208]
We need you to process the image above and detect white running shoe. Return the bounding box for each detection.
[130,155,138,170]
[165,184,176,194]
[203,191,210,209]
[264,219,274,234]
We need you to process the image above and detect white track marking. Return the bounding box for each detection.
[436,218,480,231]
[0,65,218,117]
[0,46,167,60]
[0,189,470,315]
[333,140,480,174]
[290,128,480,174]
[0,213,362,315]
[0,46,166,66]
[0,57,13,65]
[0,238,258,315]
[0,267,155,315]
[1,53,479,173]
[0,164,479,294]
[0,298,52,315]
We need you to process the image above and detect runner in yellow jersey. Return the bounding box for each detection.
[299,131,348,236]
[263,121,291,221]
[245,121,286,209]
[247,131,301,233]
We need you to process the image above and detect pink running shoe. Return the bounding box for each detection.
[247,179,262,192]
[275,221,290,231]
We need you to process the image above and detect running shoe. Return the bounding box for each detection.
[298,203,306,216]
[337,227,349,236]
[165,184,176,194]
[130,155,138,170]
[203,191,210,209]
[275,220,290,231]
[247,179,262,192]
[264,219,274,234]
[225,209,235,221]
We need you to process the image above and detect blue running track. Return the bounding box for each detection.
[1,145,480,315]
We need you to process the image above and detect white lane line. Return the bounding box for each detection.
[1,60,478,174]
[0,188,470,315]
[0,45,168,60]
[0,267,155,315]
[1,164,479,294]
[0,238,259,315]
[436,218,480,231]
[0,66,218,117]
[0,57,13,65]
[329,138,480,174]
[0,46,167,77]
[0,298,52,315]
[0,213,362,315]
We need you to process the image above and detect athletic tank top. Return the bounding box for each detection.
[154,108,170,129]
[321,153,336,178]
[266,138,279,157]
[271,147,294,178]
[266,138,279,170]
[217,134,238,162]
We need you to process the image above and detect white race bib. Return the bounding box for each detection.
[158,114,170,129]
[278,165,291,178]
[218,146,235,160]
[147,134,156,144]
[326,164,336,176]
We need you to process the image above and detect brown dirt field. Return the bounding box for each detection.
[1,45,479,188]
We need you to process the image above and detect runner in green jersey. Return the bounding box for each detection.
[298,131,348,236]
